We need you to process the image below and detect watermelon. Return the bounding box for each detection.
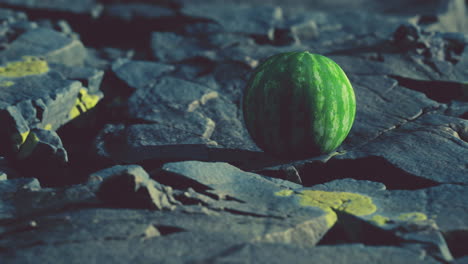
[242,51,356,158]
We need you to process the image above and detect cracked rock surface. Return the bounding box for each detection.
[0,0,467,263]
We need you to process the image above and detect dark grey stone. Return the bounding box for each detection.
[103,3,175,22]
[127,76,217,137]
[0,178,40,196]
[0,0,102,16]
[93,123,217,164]
[281,10,403,49]
[454,256,468,264]
[0,71,82,155]
[111,59,174,90]
[298,178,468,261]
[0,28,88,66]
[50,63,104,93]
[195,243,440,264]
[181,3,282,38]
[93,164,179,210]
[161,161,310,215]
[337,113,468,185]
[85,47,135,70]
[0,204,331,263]
[17,128,68,163]
[0,183,96,221]
[446,100,468,118]
[151,32,215,62]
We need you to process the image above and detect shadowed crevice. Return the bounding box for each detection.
[389,75,468,103]
[443,229,468,259]
[260,156,440,190]
[318,210,403,246]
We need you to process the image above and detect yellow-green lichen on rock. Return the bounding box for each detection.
[17,131,39,159]
[44,124,53,130]
[275,189,377,228]
[0,81,14,87]
[0,57,49,78]
[397,212,428,222]
[274,189,294,197]
[371,214,391,226]
[298,190,377,216]
[69,88,101,120]
[11,130,31,146]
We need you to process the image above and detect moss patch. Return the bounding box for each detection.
[17,131,39,159]
[371,214,390,226]
[298,190,377,216]
[69,88,101,120]
[0,81,14,87]
[0,57,49,78]
[397,212,428,222]
[274,189,294,197]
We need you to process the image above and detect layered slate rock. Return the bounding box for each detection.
[127,76,218,137]
[0,0,467,263]
[0,60,102,156]
[272,178,468,261]
[195,243,440,264]
[0,0,102,17]
[0,28,87,66]
[111,59,174,90]
[102,3,175,22]
[0,163,333,263]
[181,3,283,39]
[50,63,104,93]
[334,113,468,185]
[93,123,217,164]
[90,164,179,210]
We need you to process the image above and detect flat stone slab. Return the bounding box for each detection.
[112,59,174,90]
[181,3,283,37]
[0,28,87,66]
[0,0,101,16]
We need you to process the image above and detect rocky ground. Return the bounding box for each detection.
[0,0,467,263]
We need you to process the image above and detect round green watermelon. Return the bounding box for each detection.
[242,51,356,158]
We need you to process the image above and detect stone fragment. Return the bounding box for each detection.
[93,123,217,164]
[274,178,468,261]
[0,66,80,153]
[0,178,40,196]
[151,32,215,62]
[93,164,179,210]
[0,28,88,66]
[0,204,330,263]
[336,113,468,185]
[103,3,175,22]
[17,128,68,162]
[0,183,95,220]
[0,0,102,17]
[50,63,104,93]
[181,3,282,38]
[195,243,439,264]
[111,59,174,90]
[127,76,217,137]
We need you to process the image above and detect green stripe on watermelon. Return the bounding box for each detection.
[243,51,356,158]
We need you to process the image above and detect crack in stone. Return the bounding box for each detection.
[349,106,441,152]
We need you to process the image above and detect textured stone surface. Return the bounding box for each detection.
[0,0,467,263]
